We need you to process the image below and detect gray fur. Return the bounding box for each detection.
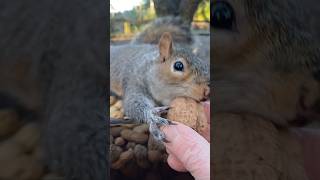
[130,16,210,62]
[131,16,193,45]
[110,43,209,141]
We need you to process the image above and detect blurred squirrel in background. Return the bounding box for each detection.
[131,16,210,62]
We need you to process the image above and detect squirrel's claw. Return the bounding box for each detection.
[146,108,176,143]
[153,106,171,116]
[162,137,170,143]
[154,116,170,126]
[168,120,177,125]
[154,117,177,126]
[152,107,177,125]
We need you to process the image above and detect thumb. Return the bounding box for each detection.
[162,122,210,180]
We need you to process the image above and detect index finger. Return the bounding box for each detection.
[161,122,210,176]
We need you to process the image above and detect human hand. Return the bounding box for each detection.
[161,101,210,180]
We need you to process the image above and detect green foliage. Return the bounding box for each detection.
[193,0,210,22]
[110,0,156,35]
[111,0,210,36]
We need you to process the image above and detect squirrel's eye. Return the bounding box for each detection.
[173,61,184,71]
[212,1,235,30]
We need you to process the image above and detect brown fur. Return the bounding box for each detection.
[110,33,209,141]
[212,0,320,179]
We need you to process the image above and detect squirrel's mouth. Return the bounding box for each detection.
[200,96,210,102]
[188,96,209,103]
[189,89,210,103]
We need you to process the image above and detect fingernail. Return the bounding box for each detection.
[161,125,179,143]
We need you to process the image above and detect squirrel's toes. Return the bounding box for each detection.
[154,116,170,126]
[149,121,169,142]
[153,106,170,116]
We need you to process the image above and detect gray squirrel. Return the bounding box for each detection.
[110,32,210,141]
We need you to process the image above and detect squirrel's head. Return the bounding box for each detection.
[212,0,314,71]
[212,0,259,67]
[150,32,210,105]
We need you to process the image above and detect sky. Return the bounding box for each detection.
[110,0,143,13]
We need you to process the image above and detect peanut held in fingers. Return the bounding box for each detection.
[167,97,208,134]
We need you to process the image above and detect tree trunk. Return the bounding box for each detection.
[153,0,202,24]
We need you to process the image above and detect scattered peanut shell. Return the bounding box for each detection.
[121,124,138,128]
[110,145,123,163]
[111,126,125,137]
[133,124,149,134]
[111,148,134,169]
[111,110,124,119]
[134,144,150,168]
[114,137,126,146]
[121,129,148,144]
[167,97,208,134]
[126,142,136,150]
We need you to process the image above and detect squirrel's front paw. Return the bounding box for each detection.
[149,122,169,142]
[151,106,176,125]
[154,116,170,125]
[145,107,177,142]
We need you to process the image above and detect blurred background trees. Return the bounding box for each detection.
[110,0,210,42]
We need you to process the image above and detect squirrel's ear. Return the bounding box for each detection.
[159,32,173,62]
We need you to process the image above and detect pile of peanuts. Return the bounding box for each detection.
[0,95,196,179]
[110,124,169,177]
[0,109,64,180]
[110,96,195,179]
[110,95,168,170]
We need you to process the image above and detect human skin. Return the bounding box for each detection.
[161,101,210,180]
